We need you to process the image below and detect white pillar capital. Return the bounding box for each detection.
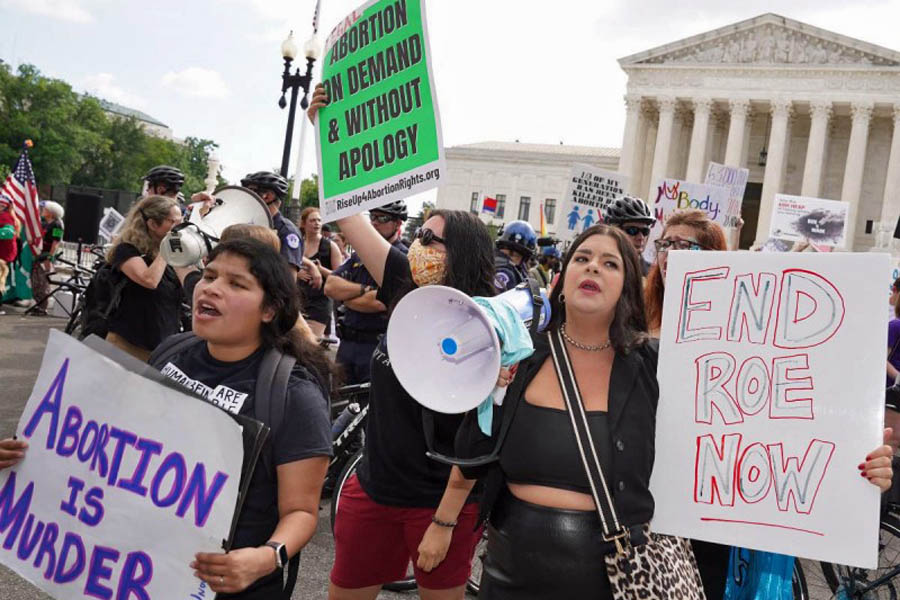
[728,98,751,117]
[809,100,833,121]
[770,98,794,120]
[691,96,714,114]
[893,105,900,124]
[850,100,875,124]
[656,95,678,114]
[624,93,642,113]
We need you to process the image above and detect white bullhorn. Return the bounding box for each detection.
[160,186,273,267]
[387,283,551,414]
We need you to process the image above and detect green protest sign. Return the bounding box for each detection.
[315,0,445,222]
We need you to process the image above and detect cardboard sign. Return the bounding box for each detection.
[315,0,445,222]
[559,163,627,242]
[769,194,850,248]
[0,331,243,599]
[705,162,748,230]
[650,251,888,568]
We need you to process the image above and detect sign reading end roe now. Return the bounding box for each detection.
[315,0,445,222]
[650,251,887,569]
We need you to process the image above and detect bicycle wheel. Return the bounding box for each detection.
[329,449,418,593]
[64,297,84,337]
[792,559,809,600]
[466,528,488,596]
[821,512,900,598]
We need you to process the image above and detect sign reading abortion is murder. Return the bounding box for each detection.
[559,164,627,242]
[315,0,445,222]
[0,331,243,599]
[649,251,888,568]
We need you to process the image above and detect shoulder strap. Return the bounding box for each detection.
[103,272,129,318]
[525,277,544,335]
[548,329,629,549]
[148,332,203,369]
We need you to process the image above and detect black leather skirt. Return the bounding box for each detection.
[479,488,614,600]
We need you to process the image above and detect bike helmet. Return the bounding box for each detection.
[496,220,537,258]
[143,165,185,186]
[370,200,408,221]
[603,195,655,226]
[240,171,289,200]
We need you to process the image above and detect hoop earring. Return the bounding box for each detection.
[559,293,565,303]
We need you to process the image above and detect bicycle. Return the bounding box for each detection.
[28,253,95,321]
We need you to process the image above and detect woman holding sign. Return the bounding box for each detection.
[150,239,334,599]
[311,83,494,600]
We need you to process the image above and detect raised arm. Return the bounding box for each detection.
[335,214,391,287]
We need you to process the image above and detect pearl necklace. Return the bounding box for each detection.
[560,324,611,352]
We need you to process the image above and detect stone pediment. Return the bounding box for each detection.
[619,13,900,68]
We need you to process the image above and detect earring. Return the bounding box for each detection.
[559,293,566,303]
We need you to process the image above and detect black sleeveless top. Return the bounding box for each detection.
[499,398,613,494]
[299,236,331,298]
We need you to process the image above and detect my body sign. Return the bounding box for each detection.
[0,331,242,599]
[650,252,887,569]
[315,0,445,222]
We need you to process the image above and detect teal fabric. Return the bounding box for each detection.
[725,548,795,600]
[0,224,14,240]
[473,295,535,435]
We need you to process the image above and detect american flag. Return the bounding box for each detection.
[1,148,43,256]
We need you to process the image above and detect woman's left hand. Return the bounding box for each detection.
[861,428,895,492]
[191,547,274,594]
[416,522,453,573]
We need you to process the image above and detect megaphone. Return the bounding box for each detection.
[386,282,551,414]
[160,186,273,267]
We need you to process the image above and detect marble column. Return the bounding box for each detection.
[755,98,794,245]
[686,97,714,182]
[841,100,874,250]
[879,107,900,240]
[647,95,678,204]
[724,98,751,167]
[619,94,643,195]
[800,100,833,198]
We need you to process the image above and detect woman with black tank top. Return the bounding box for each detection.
[298,207,341,338]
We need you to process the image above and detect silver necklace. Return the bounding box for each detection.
[560,323,611,352]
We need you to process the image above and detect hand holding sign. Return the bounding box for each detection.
[0,438,27,469]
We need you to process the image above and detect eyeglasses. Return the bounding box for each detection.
[415,227,446,246]
[623,225,652,237]
[370,213,395,224]
[653,237,708,253]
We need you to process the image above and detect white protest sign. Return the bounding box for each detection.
[642,178,731,264]
[770,194,850,248]
[559,163,627,242]
[704,162,748,229]
[0,330,243,599]
[650,251,888,568]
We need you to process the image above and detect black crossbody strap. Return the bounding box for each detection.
[548,329,627,543]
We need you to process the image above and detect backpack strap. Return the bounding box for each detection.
[103,274,129,319]
[148,332,203,369]
[253,347,299,598]
[525,277,544,335]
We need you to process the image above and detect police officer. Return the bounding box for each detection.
[494,219,537,292]
[324,201,408,384]
[603,195,657,276]
[240,171,321,288]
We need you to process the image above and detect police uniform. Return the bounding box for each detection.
[272,211,304,271]
[493,250,528,293]
[333,239,408,384]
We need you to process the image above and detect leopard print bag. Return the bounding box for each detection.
[549,331,706,600]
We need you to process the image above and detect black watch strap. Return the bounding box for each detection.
[265,541,288,569]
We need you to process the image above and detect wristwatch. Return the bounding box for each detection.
[264,541,288,569]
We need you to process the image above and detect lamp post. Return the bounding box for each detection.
[278,31,321,180]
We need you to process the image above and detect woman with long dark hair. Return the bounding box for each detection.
[151,239,334,599]
[105,194,184,360]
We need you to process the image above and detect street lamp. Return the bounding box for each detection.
[278,30,321,179]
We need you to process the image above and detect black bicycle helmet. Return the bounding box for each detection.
[496,220,537,259]
[603,195,655,226]
[143,165,185,186]
[370,200,408,221]
[240,171,289,200]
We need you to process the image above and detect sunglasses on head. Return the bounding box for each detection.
[623,225,652,237]
[415,227,446,246]
[369,213,395,224]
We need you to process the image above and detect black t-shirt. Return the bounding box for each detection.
[108,243,184,351]
[356,245,472,507]
[41,218,64,254]
[158,342,332,598]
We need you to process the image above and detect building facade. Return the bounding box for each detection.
[618,13,900,250]
[435,141,619,236]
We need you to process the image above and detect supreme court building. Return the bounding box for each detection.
[619,13,900,250]
[437,14,900,252]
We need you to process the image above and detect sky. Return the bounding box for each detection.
[2,0,899,214]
